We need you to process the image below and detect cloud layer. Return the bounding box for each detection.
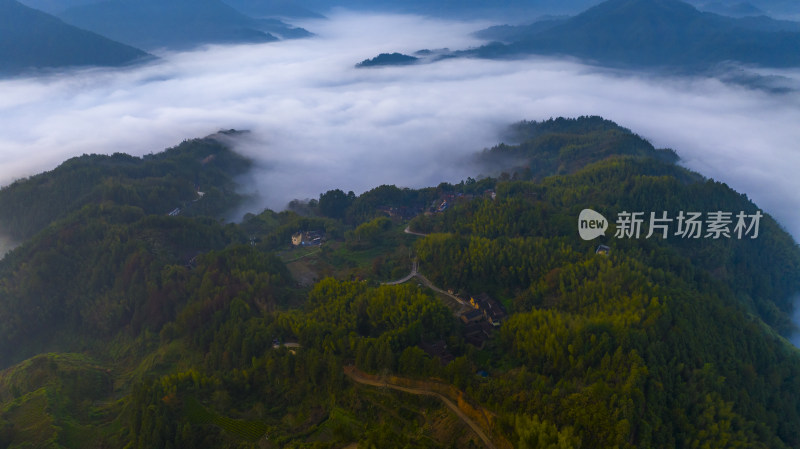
[2,12,800,241]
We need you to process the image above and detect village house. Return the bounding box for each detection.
[291,230,324,247]
[459,294,506,347]
[469,293,507,326]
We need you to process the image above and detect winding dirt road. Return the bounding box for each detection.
[343,366,497,449]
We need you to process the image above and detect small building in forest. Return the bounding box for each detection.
[469,293,507,326]
[291,230,324,247]
[596,244,610,255]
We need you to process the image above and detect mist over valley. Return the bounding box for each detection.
[2,11,800,239]
[3,4,800,448]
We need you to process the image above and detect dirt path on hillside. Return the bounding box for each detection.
[343,366,497,449]
[403,225,428,237]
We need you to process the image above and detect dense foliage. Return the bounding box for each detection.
[417,117,800,334]
[0,132,249,241]
[1,117,799,448]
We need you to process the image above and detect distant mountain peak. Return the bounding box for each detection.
[58,0,285,50]
[0,0,151,75]
[471,0,800,70]
[563,0,710,31]
[356,53,419,68]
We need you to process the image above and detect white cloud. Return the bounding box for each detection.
[1,11,800,242]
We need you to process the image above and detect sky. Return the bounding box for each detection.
[1,11,800,244]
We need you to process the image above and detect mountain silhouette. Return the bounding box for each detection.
[0,0,150,74]
[59,0,282,51]
[473,0,800,69]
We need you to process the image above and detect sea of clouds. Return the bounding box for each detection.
[1,11,800,243]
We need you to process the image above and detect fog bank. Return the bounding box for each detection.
[1,12,800,241]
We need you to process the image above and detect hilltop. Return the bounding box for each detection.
[0,0,150,75]
[469,0,800,70]
[0,131,250,242]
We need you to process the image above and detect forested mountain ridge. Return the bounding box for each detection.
[0,131,250,242]
[477,116,681,179]
[449,117,800,334]
[0,117,799,448]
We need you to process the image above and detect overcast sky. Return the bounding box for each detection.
[1,12,800,243]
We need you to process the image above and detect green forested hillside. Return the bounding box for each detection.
[0,131,249,241]
[419,117,800,334]
[0,117,799,448]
